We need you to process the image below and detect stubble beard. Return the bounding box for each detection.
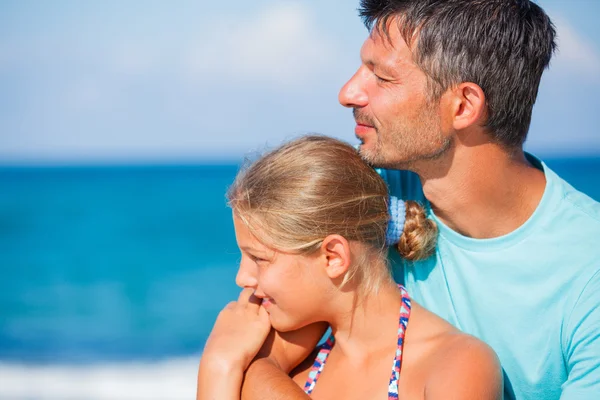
[358,106,452,171]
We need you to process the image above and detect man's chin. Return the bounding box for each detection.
[357,141,372,155]
[358,145,386,167]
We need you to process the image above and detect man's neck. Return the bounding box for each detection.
[416,144,546,239]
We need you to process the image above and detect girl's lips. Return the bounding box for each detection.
[261,298,273,308]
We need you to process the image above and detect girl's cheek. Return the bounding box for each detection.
[258,271,276,294]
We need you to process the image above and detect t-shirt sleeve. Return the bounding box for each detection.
[376,168,426,203]
[561,270,600,399]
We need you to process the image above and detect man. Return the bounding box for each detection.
[238,1,600,399]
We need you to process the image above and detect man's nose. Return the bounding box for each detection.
[235,259,258,289]
[339,68,368,108]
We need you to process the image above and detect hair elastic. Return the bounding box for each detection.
[386,196,406,246]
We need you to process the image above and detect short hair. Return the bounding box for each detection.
[359,0,556,148]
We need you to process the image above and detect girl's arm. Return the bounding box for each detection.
[197,356,245,400]
[241,358,311,400]
[241,322,327,400]
[196,288,271,400]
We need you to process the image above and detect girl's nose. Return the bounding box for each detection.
[235,258,258,289]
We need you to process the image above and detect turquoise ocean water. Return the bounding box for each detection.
[1,159,599,399]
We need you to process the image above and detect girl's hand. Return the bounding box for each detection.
[201,287,272,373]
[254,322,329,373]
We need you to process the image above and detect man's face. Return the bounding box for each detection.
[339,22,452,169]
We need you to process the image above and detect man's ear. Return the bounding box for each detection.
[446,82,486,131]
[320,235,351,279]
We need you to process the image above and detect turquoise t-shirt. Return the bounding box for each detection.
[381,156,600,400]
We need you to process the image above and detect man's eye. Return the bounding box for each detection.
[375,74,391,83]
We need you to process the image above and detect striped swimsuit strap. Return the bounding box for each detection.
[303,285,412,399]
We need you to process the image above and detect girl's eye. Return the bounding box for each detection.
[249,254,268,264]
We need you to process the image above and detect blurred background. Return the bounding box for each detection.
[0,0,598,398]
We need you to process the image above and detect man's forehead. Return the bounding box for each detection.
[360,25,415,69]
[369,15,412,46]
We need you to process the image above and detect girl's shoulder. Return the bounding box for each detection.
[402,302,503,399]
[424,332,503,399]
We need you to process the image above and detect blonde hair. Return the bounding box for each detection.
[228,135,437,292]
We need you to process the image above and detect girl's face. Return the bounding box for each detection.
[233,215,329,332]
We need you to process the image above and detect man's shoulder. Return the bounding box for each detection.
[542,164,600,303]
[546,163,600,225]
[561,183,600,223]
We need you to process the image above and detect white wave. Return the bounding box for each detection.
[0,356,200,400]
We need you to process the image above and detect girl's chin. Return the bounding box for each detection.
[270,319,297,333]
[269,315,311,333]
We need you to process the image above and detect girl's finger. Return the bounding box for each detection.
[257,302,270,324]
[224,301,237,310]
[245,292,262,312]
[237,287,255,306]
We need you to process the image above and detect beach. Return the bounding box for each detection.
[1,159,599,399]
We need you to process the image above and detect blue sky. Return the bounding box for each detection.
[0,0,599,163]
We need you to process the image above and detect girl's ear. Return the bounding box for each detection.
[320,235,352,279]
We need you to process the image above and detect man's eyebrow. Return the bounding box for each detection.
[366,59,397,77]
[360,47,395,75]
[375,64,397,76]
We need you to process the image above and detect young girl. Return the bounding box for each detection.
[198,136,502,400]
